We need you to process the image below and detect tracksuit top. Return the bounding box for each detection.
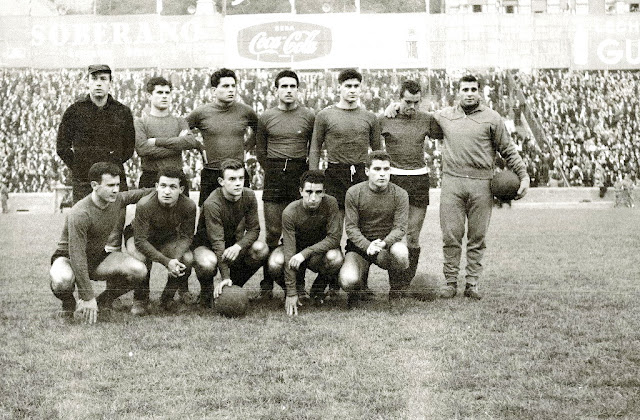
[435,104,527,180]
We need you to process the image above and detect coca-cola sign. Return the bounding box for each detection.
[237,21,332,62]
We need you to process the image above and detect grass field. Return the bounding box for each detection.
[1,204,639,419]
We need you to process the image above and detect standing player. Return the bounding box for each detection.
[267,170,344,315]
[379,80,443,294]
[56,64,135,204]
[191,159,269,307]
[339,151,409,307]
[309,68,382,211]
[255,70,315,300]
[308,68,382,296]
[437,75,528,299]
[49,162,149,324]
[186,68,258,206]
[135,76,203,192]
[125,169,197,315]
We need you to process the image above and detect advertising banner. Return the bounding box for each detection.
[572,16,640,70]
[224,14,429,69]
[0,15,224,68]
[235,21,333,63]
[1,13,638,70]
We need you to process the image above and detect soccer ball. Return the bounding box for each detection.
[409,273,438,302]
[214,285,249,317]
[491,170,520,201]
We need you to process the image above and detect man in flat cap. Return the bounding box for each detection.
[57,64,135,205]
[57,64,136,252]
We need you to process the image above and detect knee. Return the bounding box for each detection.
[50,259,75,294]
[126,259,148,281]
[324,249,344,273]
[181,251,194,269]
[250,241,269,263]
[390,243,409,270]
[193,248,218,278]
[339,265,361,292]
[50,273,74,295]
[267,247,285,277]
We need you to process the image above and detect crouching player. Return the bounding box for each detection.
[49,162,149,324]
[339,151,410,307]
[191,159,269,307]
[267,170,344,316]
[125,169,197,315]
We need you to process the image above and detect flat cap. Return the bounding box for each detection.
[88,64,112,74]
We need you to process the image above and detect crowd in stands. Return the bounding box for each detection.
[1,66,637,192]
[521,69,640,188]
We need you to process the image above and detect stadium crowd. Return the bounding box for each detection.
[1,67,637,192]
[521,69,640,188]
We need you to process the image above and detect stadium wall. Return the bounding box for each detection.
[0,13,637,69]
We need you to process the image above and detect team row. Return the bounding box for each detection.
[50,152,417,322]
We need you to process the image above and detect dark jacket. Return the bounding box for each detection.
[57,94,135,181]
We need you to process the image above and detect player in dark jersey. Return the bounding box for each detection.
[56,64,135,204]
[135,76,203,192]
[266,170,343,315]
[379,80,443,296]
[339,151,409,307]
[255,70,315,300]
[309,68,382,210]
[191,159,269,307]
[186,68,258,206]
[125,169,197,315]
[49,162,149,324]
[308,68,382,298]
